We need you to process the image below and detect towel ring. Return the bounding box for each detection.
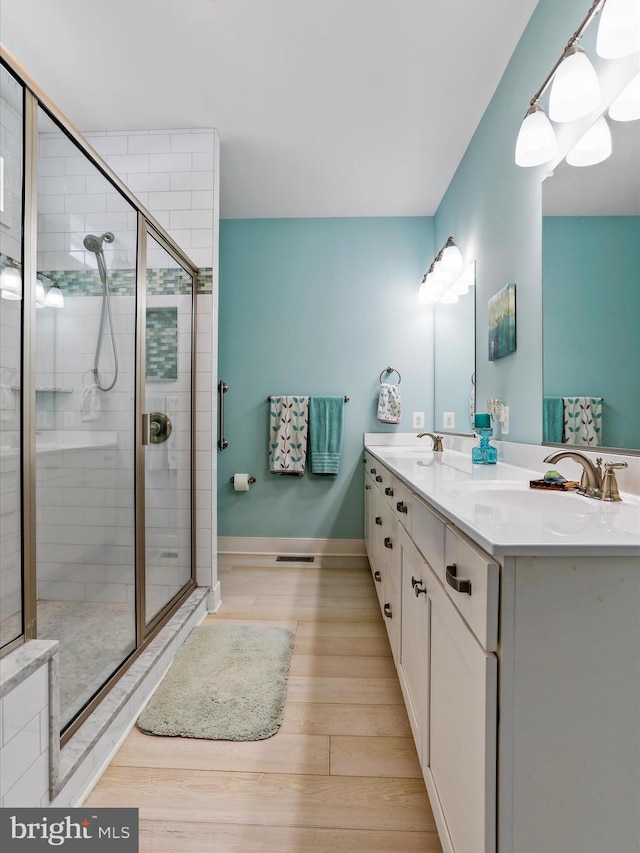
[379,366,401,385]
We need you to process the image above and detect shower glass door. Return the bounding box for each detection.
[143,229,193,626]
[34,106,137,729]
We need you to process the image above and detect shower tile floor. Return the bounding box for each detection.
[2,600,135,727]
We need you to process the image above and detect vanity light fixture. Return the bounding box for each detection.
[566,114,613,166]
[0,266,22,300]
[44,282,64,308]
[608,71,640,121]
[418,238,474,305]
[596,0,640,58]
[515,0,638,168]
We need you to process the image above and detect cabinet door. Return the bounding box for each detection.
[399,534,430,760]
[426,581,497,853]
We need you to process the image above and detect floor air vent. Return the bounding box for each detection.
[276,555,315,563]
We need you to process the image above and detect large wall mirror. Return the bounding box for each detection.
[433,268,476,436]
[542,110,640,453]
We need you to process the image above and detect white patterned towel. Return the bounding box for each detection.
[377,383,402,424]
[563,396,603,446]
[269,396,309,474]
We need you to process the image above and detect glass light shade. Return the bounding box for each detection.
[439,241,464,277]
[515,105,558,166]
[548,47,601,122]
[44,284,64,308]
[0,266,22,298]
[566,116,612,167]
[608,72,640,121]
[35,279,46,306]
[596,0,640,59]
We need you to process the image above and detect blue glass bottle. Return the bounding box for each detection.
[472,427,497,465]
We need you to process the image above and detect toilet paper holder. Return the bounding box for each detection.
[229,475,257,485]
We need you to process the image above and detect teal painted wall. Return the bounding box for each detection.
[543,216,640,449]
[218,217,433,539]
[434,0,638,444]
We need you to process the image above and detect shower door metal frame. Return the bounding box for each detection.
[135,219,198,643]
[1,46,200,745]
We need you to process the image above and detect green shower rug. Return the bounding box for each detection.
[137,623,294,741]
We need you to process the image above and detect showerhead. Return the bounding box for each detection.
[83,232,114,253]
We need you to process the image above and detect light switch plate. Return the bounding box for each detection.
[443,411,455,429]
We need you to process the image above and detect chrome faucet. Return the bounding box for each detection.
[417,432,444,452]
[543,450,628,501]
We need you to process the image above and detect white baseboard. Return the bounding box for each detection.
[217,537,368,569]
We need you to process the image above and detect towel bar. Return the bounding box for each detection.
[267,395,349,402]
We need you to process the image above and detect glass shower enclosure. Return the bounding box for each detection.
[0,49,198,741]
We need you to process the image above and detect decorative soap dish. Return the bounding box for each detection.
[529,479,579,492]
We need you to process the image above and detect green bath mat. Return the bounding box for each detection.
[137,624,294,741]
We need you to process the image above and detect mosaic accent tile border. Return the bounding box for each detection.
[0,253,213,295]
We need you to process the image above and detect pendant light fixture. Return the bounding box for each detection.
[0,266,22,300]
[566,115,613,166]
[548,45,601,122]
[596,0,640,58]
[515,0,639,168]
[608,71,640,120]
[44,283,64,308]
[515,104,558,167]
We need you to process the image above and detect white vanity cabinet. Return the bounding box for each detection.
[363,444,640,853]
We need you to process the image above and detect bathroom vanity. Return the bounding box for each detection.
[363,434,640,853]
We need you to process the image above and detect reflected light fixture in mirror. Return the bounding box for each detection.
[566,115,613,165]
[515,0,639,168]
[0,266,22,300]
[44,283,64,308]
[418,237,474,305]
[608,71,640,120]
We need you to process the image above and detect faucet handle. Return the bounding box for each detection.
[601,461,628,502]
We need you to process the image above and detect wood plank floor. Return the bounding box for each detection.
[85,562,443,852]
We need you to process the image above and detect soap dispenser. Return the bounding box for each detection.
[472,414,497,465]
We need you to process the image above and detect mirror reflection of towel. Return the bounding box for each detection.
[563,397,602,446]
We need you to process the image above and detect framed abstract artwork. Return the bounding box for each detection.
[488,282,516,361]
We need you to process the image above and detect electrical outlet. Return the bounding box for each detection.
[443,411,455,429]
[412,411,425,429]
[502,406,509,434]
[64,410,74,428]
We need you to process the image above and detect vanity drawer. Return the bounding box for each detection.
[392,479,413,532]
[412,497,446,582]
[444,526,499,652]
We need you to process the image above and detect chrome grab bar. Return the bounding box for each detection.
[218,380,229,450]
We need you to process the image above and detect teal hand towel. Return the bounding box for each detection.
[309,396,344,475]
[543,396,564,443]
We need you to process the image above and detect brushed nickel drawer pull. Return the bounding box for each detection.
[383,603,392,618]
[375,516,382,526]
[385,486,394,496]
[396,501,408,513]
[374,570,382,582]
[446,563,472,595]
[370,467,377,474]
[414,582,427,597]
[384,537,393,549]
[376,475,383,483]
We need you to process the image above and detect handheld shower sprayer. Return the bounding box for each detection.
[84,231,118,391]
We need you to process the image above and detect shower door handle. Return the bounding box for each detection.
[142,411,172,445]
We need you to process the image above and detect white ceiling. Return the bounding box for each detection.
[0,0,539,219]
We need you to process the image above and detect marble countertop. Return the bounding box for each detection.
[365,436,640,557]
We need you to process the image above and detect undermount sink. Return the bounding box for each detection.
[449,481,598,515]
